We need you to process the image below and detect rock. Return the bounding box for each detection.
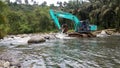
[44,36,50,39]
[41,33,57,39]
[82,34,88,38]
[0,60,10,68]
[68,32,95,38]
[10,66,16,68]
[28,36,46,43]
[92,29,116,36]
[0,60,20,68]
[3,61,10,68]
[0,60,5,67]
[96,30,110,37]
[113,32,120,36]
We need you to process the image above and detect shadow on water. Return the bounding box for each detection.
[0,36,120,68]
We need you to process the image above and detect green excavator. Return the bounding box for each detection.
[49,9,97,37]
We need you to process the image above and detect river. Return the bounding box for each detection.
[0,35,120,68]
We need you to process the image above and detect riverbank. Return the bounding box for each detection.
[0,29,120,45]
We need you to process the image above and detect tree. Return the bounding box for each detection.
[25,0,29,4]
[4,0,10,4]
[57,1,63,10]
[87,0,119,29]
[41,1,47,7]
[15,0,22,4]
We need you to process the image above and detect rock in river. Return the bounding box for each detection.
[28,36,46,43]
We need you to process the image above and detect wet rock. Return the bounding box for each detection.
[28,36,46,43]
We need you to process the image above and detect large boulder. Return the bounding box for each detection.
[28,36,46,43]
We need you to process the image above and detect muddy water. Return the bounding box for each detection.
[0,36,120,68]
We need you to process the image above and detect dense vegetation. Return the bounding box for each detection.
[0,0,120,38]
[0,1,55,38]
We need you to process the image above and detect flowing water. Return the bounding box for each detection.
[0,35,120,68]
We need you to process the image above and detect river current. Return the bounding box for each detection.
[0,35,120,68]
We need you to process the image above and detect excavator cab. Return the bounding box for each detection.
[78,20,97,33]
[78,20,89,32]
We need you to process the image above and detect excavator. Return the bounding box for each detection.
[49,9,97,37]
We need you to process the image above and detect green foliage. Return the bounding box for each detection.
[7,4,55,34]
[0,1,9,38]
[86,0,120,29]
[0,1,57,37]
[7,11,29,34]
